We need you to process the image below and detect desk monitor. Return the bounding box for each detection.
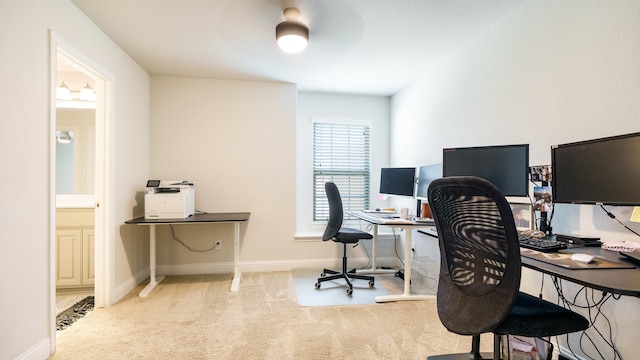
[442,144,529,197]
[379,167,416,197]
[551,132,640,205]
[416,163,442,200]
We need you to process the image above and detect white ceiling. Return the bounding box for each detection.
[70,0,525,96]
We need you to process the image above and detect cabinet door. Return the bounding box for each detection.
[83,229,95,285]
[56,229,83,287]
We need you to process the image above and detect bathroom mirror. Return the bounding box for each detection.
[56,108,95,194]
[56,54,96,207]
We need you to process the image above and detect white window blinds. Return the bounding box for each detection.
[313,121,370,221]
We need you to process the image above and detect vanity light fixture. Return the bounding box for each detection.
[80,83,96,101]
[56,81,72,101]
[276,8,309,54]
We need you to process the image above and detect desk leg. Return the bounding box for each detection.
[139,224,165,297]
[375,229,435,303]
[230,221,241,292]
[357,224,395,275]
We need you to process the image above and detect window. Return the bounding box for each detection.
[313,121,370,221]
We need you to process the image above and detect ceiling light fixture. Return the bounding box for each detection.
[276,8,309,54]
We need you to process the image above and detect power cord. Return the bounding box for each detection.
[169,224,217,252]
[392,228,404,267]
[550,276,623,360]
[599,205,640,237]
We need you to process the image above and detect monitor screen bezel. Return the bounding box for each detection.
[379,167,416,198]
[442,144,530,197]
[551,132,640,206]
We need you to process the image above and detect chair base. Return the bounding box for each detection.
[427,334,499,360]
[316,268,375,296]
[315,241,375,295]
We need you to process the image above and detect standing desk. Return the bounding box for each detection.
[348,211,436,303]
[125,212,250,297]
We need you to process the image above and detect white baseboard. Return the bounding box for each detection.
[155,256,400,276]
[14,337,50,360]
[108,257,400,305]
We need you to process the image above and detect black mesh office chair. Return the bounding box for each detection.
[315,182,375,296]
[427,176,589,360]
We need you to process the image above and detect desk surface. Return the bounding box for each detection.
[521,246,640,297]
[125,212,250,225]
[349,211,435,226]
[419,228,640,297]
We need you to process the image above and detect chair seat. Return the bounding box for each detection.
[495,292,590,337]
[333,227,373,244]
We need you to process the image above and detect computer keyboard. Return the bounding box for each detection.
[518,233,567,253]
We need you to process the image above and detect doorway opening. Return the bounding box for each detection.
[50,34,111,352]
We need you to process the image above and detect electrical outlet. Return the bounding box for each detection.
[214,241,222,250]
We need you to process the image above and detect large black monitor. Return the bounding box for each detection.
[551,132,640,205]
[442,144,529,197]
[379,167,416,197]
[416,164,442,200]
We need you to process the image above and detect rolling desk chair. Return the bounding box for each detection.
[315,182,375,296]
[427,176,589,360]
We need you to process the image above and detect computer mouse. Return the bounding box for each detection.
[571,253,595,264]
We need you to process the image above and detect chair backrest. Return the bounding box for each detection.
[427,176,521,336]
[323,182,344,241]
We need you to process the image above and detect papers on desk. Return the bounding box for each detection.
[376,217,413,224]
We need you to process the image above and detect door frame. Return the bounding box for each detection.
[49,32,113,353]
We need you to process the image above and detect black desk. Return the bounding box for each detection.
[521,246,640,297]
[421,229,640,297]
[420,229,639,359]
[125,212,250,296]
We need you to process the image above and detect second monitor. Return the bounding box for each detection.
[379,167,416,197]
[442,144,529,197]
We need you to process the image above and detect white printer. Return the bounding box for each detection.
[144,180,195,219]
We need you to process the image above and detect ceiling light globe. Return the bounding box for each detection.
[277,34,308,54]
[80,83,96,101]
[56,81,72,101]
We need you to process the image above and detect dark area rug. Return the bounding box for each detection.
[56,296,95,331]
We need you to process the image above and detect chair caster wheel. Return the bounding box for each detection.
[346,288,353,296]
[315,282,321,289]
[369,280,375,287]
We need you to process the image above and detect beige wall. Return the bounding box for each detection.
[149,77,303,273]
[390,1,640,358]
[148,79,397,274]
[0,0,150,358]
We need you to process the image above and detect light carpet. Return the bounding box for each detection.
[52,271,491,359]
[292,268,401,306]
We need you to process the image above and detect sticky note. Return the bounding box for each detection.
[631,207,640,223]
